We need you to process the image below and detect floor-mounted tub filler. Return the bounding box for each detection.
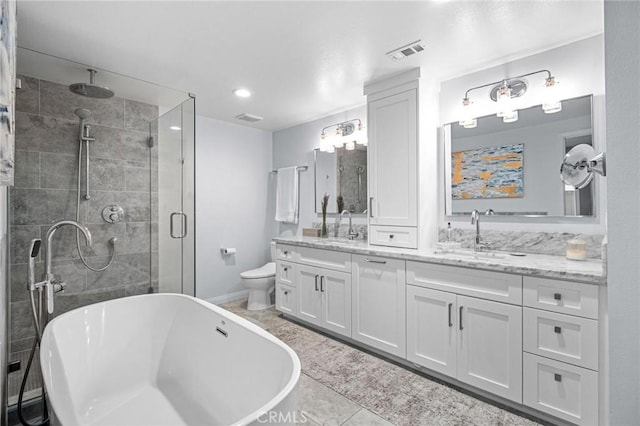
[39,294,301,425]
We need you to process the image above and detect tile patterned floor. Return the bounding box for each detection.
[220,299,541,426]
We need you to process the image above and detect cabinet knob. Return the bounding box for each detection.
[389,234,394,239]
[284,251,288,255]
[284,267,288,272]
[554,326,562,334]
[554,293,562,301]
[554,373,562,382]
[284,291,289,295]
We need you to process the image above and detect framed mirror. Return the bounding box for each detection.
[314,147,367,214]
[444,95,595,218]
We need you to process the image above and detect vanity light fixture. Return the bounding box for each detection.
[459,69,561,127]
[318,118,366,152]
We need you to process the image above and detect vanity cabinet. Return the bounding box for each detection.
[275,245,352,338]
[407,284,523,403]
[296,264,351,337]
[366,72,418,249]
[522,277,601,425]
[351,254,406,357]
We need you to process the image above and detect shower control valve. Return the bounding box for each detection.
[102,204,124,224]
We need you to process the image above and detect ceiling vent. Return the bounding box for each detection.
[386,40,426,61]
[235,113,263,123]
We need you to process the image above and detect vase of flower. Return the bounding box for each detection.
[321,193,330,238]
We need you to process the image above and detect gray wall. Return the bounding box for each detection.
[195,115,274,301]
[8,75,158,399]
[605,1,640,423]
[273,105,367,236]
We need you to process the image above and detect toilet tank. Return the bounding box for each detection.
[270,241,277,261]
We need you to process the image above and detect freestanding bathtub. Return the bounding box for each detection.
[40,294,301,426]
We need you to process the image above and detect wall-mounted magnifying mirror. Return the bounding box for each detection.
[560,144,606,189]
[314,147,367,214]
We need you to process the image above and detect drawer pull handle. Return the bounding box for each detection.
[459,306,464,330]
[314,275,319,291]
[554,326,562,334]
[364,258,387,264]
[369,197,374,218]
[554,373,562,382]
[320,276,325,292]
[554,293,562,301]
[448,303,453,327]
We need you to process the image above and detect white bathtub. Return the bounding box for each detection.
[40,294,301,426]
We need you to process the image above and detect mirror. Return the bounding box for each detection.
[444,95,594,217]
[314,147,367,214]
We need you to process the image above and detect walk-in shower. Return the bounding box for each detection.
[7,51,195,425]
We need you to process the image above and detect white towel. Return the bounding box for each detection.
[275,166,299,224]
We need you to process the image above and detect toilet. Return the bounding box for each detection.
[241,242,277,310]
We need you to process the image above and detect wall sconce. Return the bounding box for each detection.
[319,119,367,152]
[459,69,561,127]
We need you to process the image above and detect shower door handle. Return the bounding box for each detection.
[170,212,188,239]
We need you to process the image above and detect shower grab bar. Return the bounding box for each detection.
[170,212,188,239]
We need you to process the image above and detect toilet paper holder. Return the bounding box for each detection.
[220,248,237,256]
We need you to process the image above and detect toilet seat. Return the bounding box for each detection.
[240,262,276,279]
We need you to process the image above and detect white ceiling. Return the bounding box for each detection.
[16,1,603,132]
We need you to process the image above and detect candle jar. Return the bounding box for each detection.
[566,239,587,261]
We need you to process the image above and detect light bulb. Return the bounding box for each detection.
[333,128,344,148]
[542,76,562,114]
[502,110,518,123]
[345,141,355,151]
[355,123,368,145]
[326,145,335,153]
[496,84,515,118]
[458,97,477,129]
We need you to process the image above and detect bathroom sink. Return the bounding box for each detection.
[435,249,507,260]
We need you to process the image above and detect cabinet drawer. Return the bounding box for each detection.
[275,283,297,316]
[523,353,598,425]
[369,226,417,249]
[296,247,351,272]
[406,261,522,305]
[524,308,598,370]
[523,277,598,319]
[276,244,297,261]
[276,261,296,286]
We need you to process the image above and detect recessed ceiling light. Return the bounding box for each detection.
[233,88,252,98]
[169,126,181,131]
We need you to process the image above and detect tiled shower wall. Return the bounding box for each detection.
[8,75,158,398]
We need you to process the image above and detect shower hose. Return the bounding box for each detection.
[17,287,49,426]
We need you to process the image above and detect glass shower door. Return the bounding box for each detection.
[151,97,195,296]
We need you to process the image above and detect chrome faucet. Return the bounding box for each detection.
[43,220,92,314]
[470,210,490,251]
[340,210,359,240]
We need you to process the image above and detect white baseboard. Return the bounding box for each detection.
[206,290,249,305]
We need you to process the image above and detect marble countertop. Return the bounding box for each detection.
[273,236,606,285]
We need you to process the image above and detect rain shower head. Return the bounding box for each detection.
[74,108,92,120]
[69,69,114,99]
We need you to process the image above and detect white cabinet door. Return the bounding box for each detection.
[275,283,297,316]
[457,295,523,403]
[352,255,406,357]
[368,88,417,227]
[296,265,323,326]
[407,285,457,377]
[320,270,351,338]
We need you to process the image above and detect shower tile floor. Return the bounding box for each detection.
[220,298,542,426]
